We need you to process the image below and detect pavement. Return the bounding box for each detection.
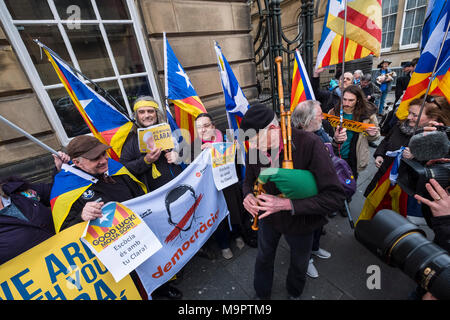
[171,92,434,300]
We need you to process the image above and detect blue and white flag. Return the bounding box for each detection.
[386,146,405,185]
[214,41,249,169]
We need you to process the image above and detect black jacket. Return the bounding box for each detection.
[364,123,411,197]
[120,128,182,192]
[0,178,55,264]
[242,128,346,235]
[311,76,341,113]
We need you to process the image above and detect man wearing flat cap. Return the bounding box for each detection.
[120,96,182,192]
[51,135,146,233]
[240,103,345,300]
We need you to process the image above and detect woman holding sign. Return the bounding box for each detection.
[120,96,182,192]
[193,114,254,259]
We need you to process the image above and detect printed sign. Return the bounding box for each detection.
[81,202,162,282]
[124,150,229,295]
[210,142,238,190]
[138,123,174,153]
[0,222,141,300]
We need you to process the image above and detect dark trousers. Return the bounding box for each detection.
[254,219,314,298]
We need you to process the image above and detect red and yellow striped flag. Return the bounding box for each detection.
[326,0,382,57]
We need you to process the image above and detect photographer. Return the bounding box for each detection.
[414,179,450,253]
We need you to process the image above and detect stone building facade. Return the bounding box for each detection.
[0,0,258,182]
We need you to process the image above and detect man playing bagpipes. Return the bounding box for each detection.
[241,102,346,300]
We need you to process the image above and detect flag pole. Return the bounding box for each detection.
[339,0,348,130]
[33,39,132,121]
[0,114,60,156]
[414,19,450,133]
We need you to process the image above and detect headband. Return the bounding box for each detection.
[133,100,159,112]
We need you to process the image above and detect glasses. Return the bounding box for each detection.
[426,96,443,109]
[197,122,213,129]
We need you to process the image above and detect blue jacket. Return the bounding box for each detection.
[0,178,55,265]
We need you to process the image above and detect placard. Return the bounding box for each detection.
[210,142,238,190]
[137,123,174,153]
[81,202,162,282]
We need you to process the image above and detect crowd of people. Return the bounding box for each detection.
[1,58,449,301]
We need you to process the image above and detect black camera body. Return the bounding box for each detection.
[397,159,450,197]
[398,126,450,197]
[355,210,450,299]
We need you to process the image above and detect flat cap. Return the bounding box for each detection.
[240,103,275,133]
[67,135,111,160]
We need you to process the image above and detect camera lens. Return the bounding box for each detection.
[355,210,450,299]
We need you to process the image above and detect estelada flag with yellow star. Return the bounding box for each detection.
[326,0,382,57]
[164,33,207,143]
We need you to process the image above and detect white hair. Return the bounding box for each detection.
[291,100,320,129]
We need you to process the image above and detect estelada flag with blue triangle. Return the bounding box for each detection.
[164,33,207,143]
[213,41,249,168]
[38,42,133,160]
[396,0,450,120]
[290,49,316,111]
[50,158,146,233]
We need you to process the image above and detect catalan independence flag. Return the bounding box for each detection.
[357,163,408,225]
[315,0,373,69]
[40,44,133,160]
[290,49,315,111]
[214,41,249,167]
[164,33,207,143]
[326,0,382,57]
[50,159,146,233]
[396,0,450,120]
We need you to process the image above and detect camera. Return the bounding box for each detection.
[397,159,450,197]
[397,126,450,197]
[355,210,450,299]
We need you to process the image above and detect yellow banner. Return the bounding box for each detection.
[0,222,141,300]
[322,113,375,133]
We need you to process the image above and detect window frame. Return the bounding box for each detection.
[399,0,427,50]
[0,0,162,146]
[381,0,399,53]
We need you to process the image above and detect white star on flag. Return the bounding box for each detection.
[176,64,193,89]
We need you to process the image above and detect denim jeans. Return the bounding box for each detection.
[378,90,388,114]
[254,219,314,298]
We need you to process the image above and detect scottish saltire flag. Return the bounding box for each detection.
[164,33,207,143]
[290,49,315,111]
[326,0,382,57]
[50,159,146,233]
[396,0,450,120]
[213,41,249,166]
[421,0,447,51]
[315,0,373,69]
[40,44,133,160]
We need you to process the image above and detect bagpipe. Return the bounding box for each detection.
[251,56,318,231]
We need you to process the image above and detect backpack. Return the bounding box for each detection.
[324,143,356,198]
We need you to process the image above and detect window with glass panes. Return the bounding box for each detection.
[381,0,398,50]
[1,0,160,142]
[400,0,427,47]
